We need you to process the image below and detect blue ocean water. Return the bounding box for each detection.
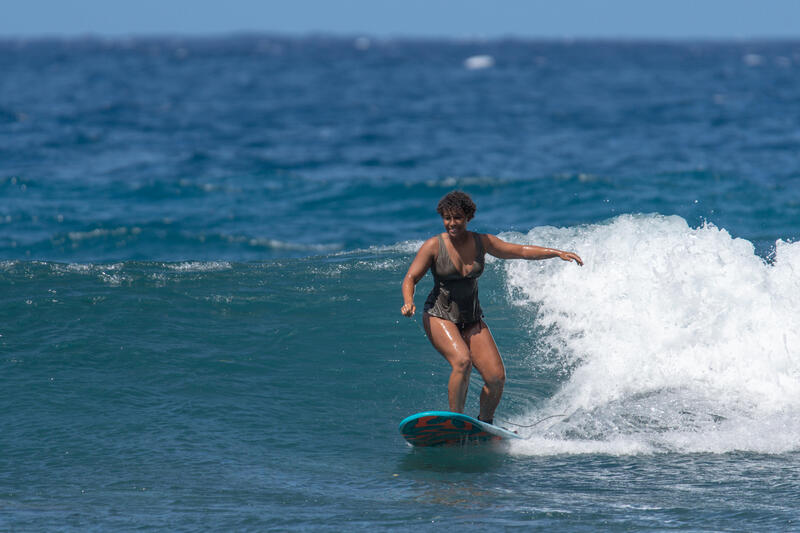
[2,36,800,530]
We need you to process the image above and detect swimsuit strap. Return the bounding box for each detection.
[472,232,484,258]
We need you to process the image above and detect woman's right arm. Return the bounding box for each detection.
[400,238,437,317]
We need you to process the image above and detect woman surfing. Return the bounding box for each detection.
[400,191,583,425]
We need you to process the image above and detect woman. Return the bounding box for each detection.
[400,191,583,425]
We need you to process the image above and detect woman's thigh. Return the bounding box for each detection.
[463,321,505,381]
[423,313,471,366]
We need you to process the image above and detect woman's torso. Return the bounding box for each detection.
[423,232,485,324]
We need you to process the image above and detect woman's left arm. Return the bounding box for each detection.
[482,234,583,266]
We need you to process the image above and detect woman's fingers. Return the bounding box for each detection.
[401,303,416,316]
[560,251,584,266]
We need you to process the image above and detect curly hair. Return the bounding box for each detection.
[436,190,477,220]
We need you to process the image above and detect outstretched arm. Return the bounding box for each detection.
[482,234,583,265]
[401,238,437,316]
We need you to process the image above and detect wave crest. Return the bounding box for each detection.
[503,214,800,454]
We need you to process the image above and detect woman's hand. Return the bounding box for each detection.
[400,303,416,317]
[558,251,583,266]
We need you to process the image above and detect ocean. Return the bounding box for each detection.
[2,36,800,530]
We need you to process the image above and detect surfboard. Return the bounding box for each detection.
[398,411,522,446]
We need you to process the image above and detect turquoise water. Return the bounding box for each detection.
[2,37,800,530]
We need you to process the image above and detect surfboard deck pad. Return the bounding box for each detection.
[399,411,522,447]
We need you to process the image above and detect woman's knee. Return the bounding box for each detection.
[450,353,472,374]
[485,369,505,389]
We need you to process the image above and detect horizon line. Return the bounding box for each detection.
[2,30,800,44]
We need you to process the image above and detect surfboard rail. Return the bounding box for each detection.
[399,410,521,447]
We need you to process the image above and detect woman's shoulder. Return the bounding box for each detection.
[475,232,505,253]
[472,231,491,246]
[418,235,442,253]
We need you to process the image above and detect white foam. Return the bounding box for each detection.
[166,261,232,272]
[502,214,800,455]
[464,54,494,70]
[0,260,19,271]
[743,53,763,67]
[248,237,342,253]
[333,239,424,257]
[67,227,141,241]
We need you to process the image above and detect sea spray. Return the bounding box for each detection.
[502,214,800,454]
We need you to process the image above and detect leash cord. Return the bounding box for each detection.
[496,413,567,428]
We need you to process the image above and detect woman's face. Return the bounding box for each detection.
[441,209,468,238]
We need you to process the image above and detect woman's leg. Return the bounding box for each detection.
[423,313,472,413]
[462,321,505,423]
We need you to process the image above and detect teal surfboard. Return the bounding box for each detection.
[399,411,522,446]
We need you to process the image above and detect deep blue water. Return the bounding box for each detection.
[2,36,800,531]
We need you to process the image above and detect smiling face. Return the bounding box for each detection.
[441,209,469,239]
[436,191,476,241]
